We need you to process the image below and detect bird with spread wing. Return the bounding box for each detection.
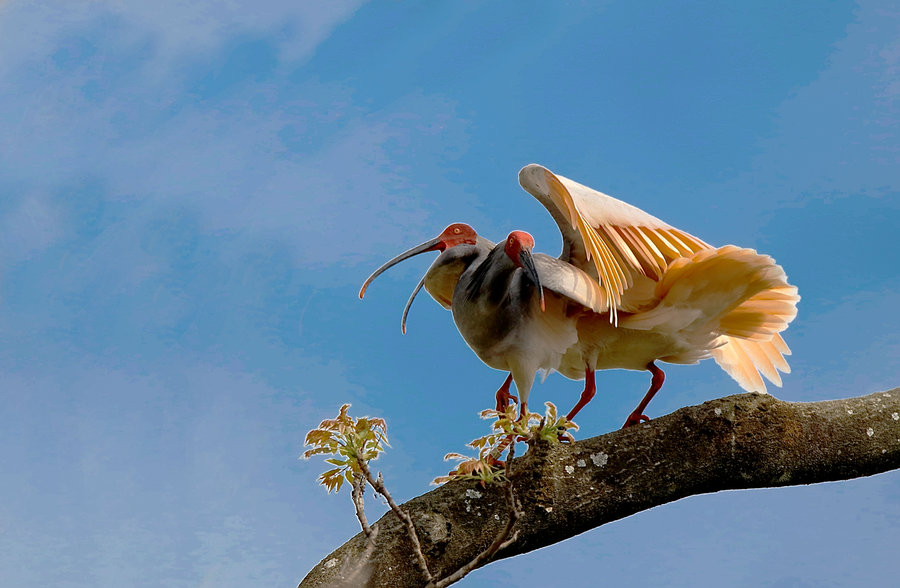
[360,164,799,428]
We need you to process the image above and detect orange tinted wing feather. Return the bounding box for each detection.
[518,164,710,321]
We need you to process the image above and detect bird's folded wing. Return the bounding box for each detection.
[533,254,608,314]
[518,164,710,317]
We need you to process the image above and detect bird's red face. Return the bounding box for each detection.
[359,223,478,300]
[504,230,535,261]
[504,230,545,311]
[436,223,478,251]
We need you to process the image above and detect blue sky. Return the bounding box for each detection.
[1,1,898,586]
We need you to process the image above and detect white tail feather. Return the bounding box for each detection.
[621,246,799,392]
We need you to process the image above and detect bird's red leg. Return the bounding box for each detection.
[623,362,665,428]
[516,400,529,423]
[565,367,596,422]
[495,373,516,411]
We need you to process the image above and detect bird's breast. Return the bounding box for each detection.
[452,283,578,373]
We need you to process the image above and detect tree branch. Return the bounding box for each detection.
[300,388,900,588]
[358,460,434,583]
[431,438,522,588]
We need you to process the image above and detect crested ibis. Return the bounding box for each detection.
[360,165,799,428]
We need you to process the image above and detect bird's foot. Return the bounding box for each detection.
[556,426,574,443]
[622,413,650,428]
[486,455,505,468]
[494,374,517,412]
[485,434,524,467]
[495,392,519,412]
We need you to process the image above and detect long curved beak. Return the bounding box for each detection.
[518,248,545,312]
[359,237,442,299]
[401,276,426,334]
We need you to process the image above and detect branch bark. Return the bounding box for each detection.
[300,388,900,588]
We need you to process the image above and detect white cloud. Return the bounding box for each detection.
[0,2,470,276]
[0,81,463,270]
[0,358,357,587]
[104,0,362,61]
[105,92,443,266]
[0,0,365,75]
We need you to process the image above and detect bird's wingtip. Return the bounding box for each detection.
[518,163,552,195]
[518,163,545,178]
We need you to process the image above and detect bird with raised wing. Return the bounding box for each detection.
[360,164,799,428]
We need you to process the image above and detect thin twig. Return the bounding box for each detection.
[432,437,523,587]
[353,432,524,587]
[351,474,373,538]
[336,473,380,585]
[359,460,434,583]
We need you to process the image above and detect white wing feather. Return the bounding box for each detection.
[518,164,710,320]
[519,163,797,392]
[533,254,608,314]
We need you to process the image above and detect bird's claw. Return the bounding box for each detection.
[495,393,519,412]
[622,413,651,428]
[556,425,575,443]
[486,455,505,468]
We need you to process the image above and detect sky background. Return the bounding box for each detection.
[1,1,898,586]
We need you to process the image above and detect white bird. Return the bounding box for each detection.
[360,164,799,427]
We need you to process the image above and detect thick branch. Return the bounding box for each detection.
[301,389,900,588]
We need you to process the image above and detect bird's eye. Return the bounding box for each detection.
[454,227,460,234]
